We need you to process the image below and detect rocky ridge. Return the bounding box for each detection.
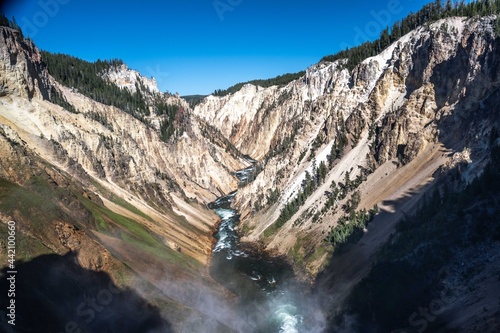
[0,25,247,266]
[0,9,499,296]
[194,16,500,276]
[101,63,159,94]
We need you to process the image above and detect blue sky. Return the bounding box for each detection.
[3,0,430,95]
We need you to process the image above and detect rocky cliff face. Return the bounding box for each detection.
[1,13,499,283]
[101,63,159,94]
[0,24,248,267]
[1,12,500,332]
[194,16,500,276]
[0,24,259,331]
[0,28,51,100]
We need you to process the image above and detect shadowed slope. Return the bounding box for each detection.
[0,252,173,333]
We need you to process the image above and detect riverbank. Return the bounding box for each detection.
[208,160,315,332]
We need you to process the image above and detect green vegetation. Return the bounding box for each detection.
[79,194,198,268]
[40,51,186,142]
[288,234,329,269]
[253,188,281,212]
[212,71,305,97]
[181,95,207,108]
[0,176,84,262]
[0,177,68,234]
[199,120,247,161]
[49,87,78,113]
[338,144,500,332]
[156,102,179,116]
[308,132,326,162]
[324,204,378,253]
[0,171,195,270]
[108,193,154,223]
[264,132,368,236]
[79,189,161,247]
[159,103,186,142]
[327,131,348,168]
[152,1,500,102]
[0,12,23,37]
[264,160,330,237]
[92,178,203,241]
[154,170,183,193]
[86,111,113,130]
[266,188,281,206]
[264,120,302,161]
[322,0,500,71]
[40,52,151,118]
[0,222,53,263]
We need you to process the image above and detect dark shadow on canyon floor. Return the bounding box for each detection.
[0,251,173,333]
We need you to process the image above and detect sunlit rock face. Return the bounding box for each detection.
[195,16,500,276]
[0,24,246,265]
[101,63,160,94]
[1,13,500,333]
[1,15,499,278]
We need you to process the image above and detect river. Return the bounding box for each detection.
[208,160,309,333]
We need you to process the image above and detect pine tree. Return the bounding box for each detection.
[380,27,390,50]
[318,161,328,183]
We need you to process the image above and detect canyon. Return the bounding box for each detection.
[0,12,499,333]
